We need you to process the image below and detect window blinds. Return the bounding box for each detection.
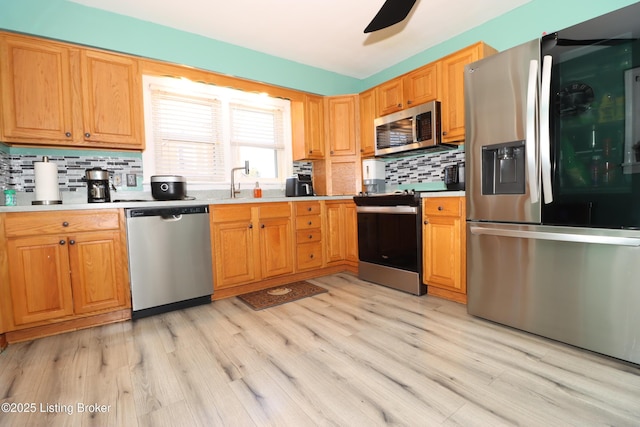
[150,88,225,182]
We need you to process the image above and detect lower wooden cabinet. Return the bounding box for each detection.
[325,200,358,266]
[422,197,467,303]
[294,201,324,271]
[210,202,294,290]
[1,210,130,331]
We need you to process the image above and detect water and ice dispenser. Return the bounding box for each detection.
[482,141,526,195]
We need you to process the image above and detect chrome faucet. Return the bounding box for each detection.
[230,161,250,198]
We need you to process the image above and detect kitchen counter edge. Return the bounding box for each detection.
[0,195,356,213]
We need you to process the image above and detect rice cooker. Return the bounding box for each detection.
[151,175,187,200]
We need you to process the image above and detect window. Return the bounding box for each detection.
[142,75,292,188]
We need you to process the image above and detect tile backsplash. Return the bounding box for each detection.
[384,148,465,185]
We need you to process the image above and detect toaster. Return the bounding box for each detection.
[285,174,314,197]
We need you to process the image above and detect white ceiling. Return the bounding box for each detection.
[68,0,530,79]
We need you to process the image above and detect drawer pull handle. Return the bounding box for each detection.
[308,221,313,225]
[310,254,314,259]
[62,221,69,227]
[69,240,76,245]
[307,207,312,212]
[59,240,66,245]
[308,234,313,239]
[438,206,443,211]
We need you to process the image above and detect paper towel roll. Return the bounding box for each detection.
[34,158,61,202]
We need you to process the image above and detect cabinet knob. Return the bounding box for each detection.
[307,207,312,212]
[261,224,265,229]
[65,132,72,138]
[309,150,312,154]
[310,254,314,259]
[438,206,443,211]
[330,150,334,155]
[308,234,313,239]
[407,100,413,105]
[423,220,428,225]
[84,132,91,138]
[443,131,448,136]
[397,103,402,108]
[69,240,76,245]
[59,240,66,245]
[62,221,69,227]
[308,221,313,226]
[248,223,253,229]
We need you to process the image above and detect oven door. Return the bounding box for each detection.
[356,205,421,272]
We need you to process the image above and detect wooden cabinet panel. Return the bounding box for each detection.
[68,230,127,314]
[439,42,496,143]
[6,235,74,325]
[0,33,144,149]
[211,217,256,289]
[296,242,323,270]
[358,88,377,157]
[294,201,321,216]
[292,94,325,160]
[344,202,359,263]
[0,35,74,143]
[377,78,404,116]
[422,197,467,303]
[326,95,357,156]
[259,218,294,278]
[296,215,321,230]
[324,201,358,265]
[2,209,130,331]
[80,50,143,148]
[403,62,439,107]
[296,229,321,243]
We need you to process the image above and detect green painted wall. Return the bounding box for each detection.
[0,0,638,95]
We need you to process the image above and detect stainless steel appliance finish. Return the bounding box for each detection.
[354,193,425,295]
[285,174,314,197]
[374,100,442,156]
[465,3,640,364]
[85,167,111,203]
[468,223,640,364]
[150,175,187,200]
[126,205,213,319]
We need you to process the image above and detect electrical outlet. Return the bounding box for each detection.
[126,174,137,187]
[113,174,122,186]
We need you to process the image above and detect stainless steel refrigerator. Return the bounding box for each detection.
[464,4,640,365]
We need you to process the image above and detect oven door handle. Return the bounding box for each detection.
[356,206,418,214]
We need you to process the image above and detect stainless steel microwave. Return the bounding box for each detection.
[374,100,441,156]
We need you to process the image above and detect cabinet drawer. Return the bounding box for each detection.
[258,202,291,219]
[5,210,120,237]
[296,229,321,243]
[423,198,462,217]
[210,204,252,223]
[296,215,321,230]
[295,201,321,216]
[296,242,323,270]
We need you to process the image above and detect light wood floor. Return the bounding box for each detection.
[1,272,639,426]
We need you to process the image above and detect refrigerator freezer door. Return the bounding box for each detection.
[464,39,541,223]
[467,221,640,364]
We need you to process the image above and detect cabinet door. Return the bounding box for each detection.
[440,46,479,143]
[422,215,464,292]
[324,203,345,264]
[212,220,256,288]
[80,50,144,148]
[0,35,74,143]
[326,95,357,156]
[6,235,74,326]
[377,78,404,116]
[301,94,325,159]
[68,231,128,314]
[359,88,377,157]
[344,202,359,262]
[259,217,294,278]
[403,62,439,107]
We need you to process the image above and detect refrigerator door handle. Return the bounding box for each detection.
[469,226,640,247]
[525,59,539,204]
[540,55,554,204]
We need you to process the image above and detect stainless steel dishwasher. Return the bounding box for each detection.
[125,205,214,319]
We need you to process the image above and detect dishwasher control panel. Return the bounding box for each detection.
[126,205,209,218]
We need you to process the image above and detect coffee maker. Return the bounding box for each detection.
[85,167,111,203]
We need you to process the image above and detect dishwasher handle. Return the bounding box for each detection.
[161,214,183,222]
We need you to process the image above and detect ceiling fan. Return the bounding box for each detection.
[364,0,418,33]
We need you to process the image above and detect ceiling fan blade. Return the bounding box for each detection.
[364,0,417,33]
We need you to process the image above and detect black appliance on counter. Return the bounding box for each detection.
[285,174,314,197]
[85,167,111,203]
[353,190,425,295]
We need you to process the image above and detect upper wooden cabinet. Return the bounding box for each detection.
[325,95,358,156]
[439,42,496,144]
[292,94,325,160]
[358,88,376,157]
[377,62,439,117]
[0,33,144,150]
